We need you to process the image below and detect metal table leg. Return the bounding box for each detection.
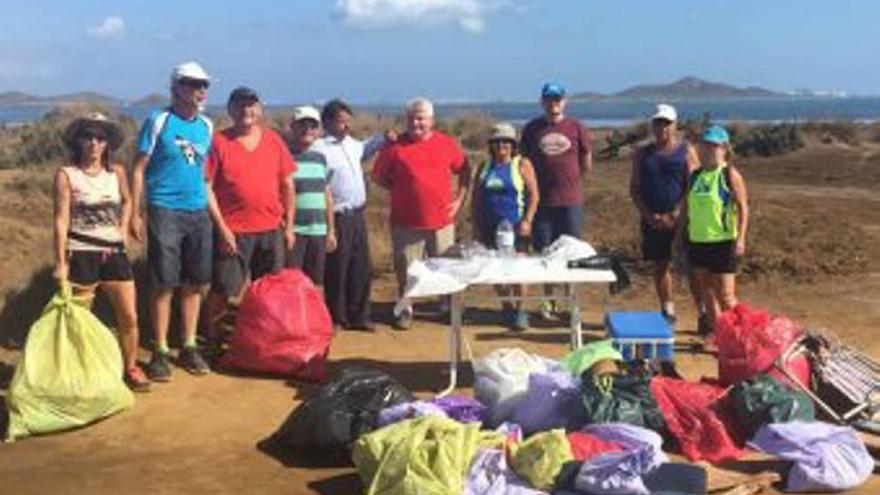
[438,292,463,397]
[569,283,583,349]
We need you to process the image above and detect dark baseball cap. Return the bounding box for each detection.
[228,86,260,105]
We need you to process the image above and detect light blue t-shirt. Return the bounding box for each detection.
[137,109,213,211]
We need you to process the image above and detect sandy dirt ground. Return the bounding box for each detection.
[0,138,879,494]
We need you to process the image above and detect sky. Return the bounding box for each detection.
[0,0,878,104]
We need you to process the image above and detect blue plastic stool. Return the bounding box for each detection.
[605,311,674,361]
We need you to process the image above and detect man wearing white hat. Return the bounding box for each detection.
[629,103,699,326]
[287,105,336,286]
[131,61,215,380]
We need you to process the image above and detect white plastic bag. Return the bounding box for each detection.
[473,348,553,426]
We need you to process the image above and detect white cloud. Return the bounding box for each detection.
[335,0,494,34]
[87,16,126,40]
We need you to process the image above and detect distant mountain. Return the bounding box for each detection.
[613,76,782,100]
[568,90,607,101]
[131,93,169,107]
[0,91,121,106]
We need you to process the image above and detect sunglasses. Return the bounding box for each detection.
[295,119,320,130]
[179,78,209,90]
[79,130,108,142]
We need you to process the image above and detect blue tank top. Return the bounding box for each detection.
[638,143,688,214]
[477,157,526,228]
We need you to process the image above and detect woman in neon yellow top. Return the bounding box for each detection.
[684,125,749,334]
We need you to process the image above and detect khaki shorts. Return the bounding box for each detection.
[392,224,455,296]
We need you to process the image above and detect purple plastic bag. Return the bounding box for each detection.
[574,424,668,495]
[431,395,487,424]
[511,371,587,434]
[464,449,549,495]
[748,421,873,492]
[376,401,446,427]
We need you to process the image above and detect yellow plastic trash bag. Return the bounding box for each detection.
[5,283,134,441]
[352,415,482,495]
[509,429,574,491]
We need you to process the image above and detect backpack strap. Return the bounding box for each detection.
[143,109,171,157]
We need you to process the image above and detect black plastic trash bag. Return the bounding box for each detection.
[581,372,666,432]
[731,374,815,439]
[265,367,414,464]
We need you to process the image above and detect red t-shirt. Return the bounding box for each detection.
[521,116,592,206]
[372,131,467,229]
[206,128,297,233]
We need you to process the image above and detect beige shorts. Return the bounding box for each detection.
[391,224,455,297]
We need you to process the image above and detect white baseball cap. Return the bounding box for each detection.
[292,105,321,123]
[170,61,211,84]
[650,103,677,122]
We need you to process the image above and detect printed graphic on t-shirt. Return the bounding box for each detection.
[485,171,505,190]
[174,135,203,165]
[72,201,122,230]
[538,132,572,156]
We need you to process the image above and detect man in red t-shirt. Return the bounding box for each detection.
[204,87,297,350]
[372,97,470,330]
[521,82,593,319]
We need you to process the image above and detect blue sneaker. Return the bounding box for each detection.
[512,309,530,332]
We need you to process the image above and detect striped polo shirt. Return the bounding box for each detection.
[293,149,330,236]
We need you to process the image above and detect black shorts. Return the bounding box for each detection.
[688,240,737,274]
[147,206,213,289]
[213,228,284,298]
[641,223,675,262]
[68,250,134,285]
[286,234,327,286]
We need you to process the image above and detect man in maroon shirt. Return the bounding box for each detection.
[521,82,593,319]
[372,97,470,330]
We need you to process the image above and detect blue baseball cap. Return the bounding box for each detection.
[702,124,730,144]
[541,82,566,99]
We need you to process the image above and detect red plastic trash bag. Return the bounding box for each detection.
[567,432,624,462]
[221,268,333,381]
[714,303,810,387]
[650,376,745,464]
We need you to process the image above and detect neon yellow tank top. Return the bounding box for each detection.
[687,166,737,243]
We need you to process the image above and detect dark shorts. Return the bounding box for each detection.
[147,206,213,289]
[477,225,530,253]
[688,240,737,274]
[532,204,583,252]
[213,228,284,298]
[68,250,134,285]
[641,223,676,262]
[286,234,327,286]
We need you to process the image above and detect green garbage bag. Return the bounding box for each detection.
[508,429,573,491]
[6,283,134,441]
[731,374,815,439]
[581,372,666,433]
[561,339,623,377]
[352,415,481,495]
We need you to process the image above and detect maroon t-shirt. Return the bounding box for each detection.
[520,116,592,206]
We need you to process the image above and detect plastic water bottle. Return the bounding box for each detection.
[496,219,515,256]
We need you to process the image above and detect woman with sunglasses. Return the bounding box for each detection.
[54,112,151,392]
[684,124,749,334]
[471,122,540,331]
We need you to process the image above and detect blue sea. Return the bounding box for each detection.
[3,97,880,128]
